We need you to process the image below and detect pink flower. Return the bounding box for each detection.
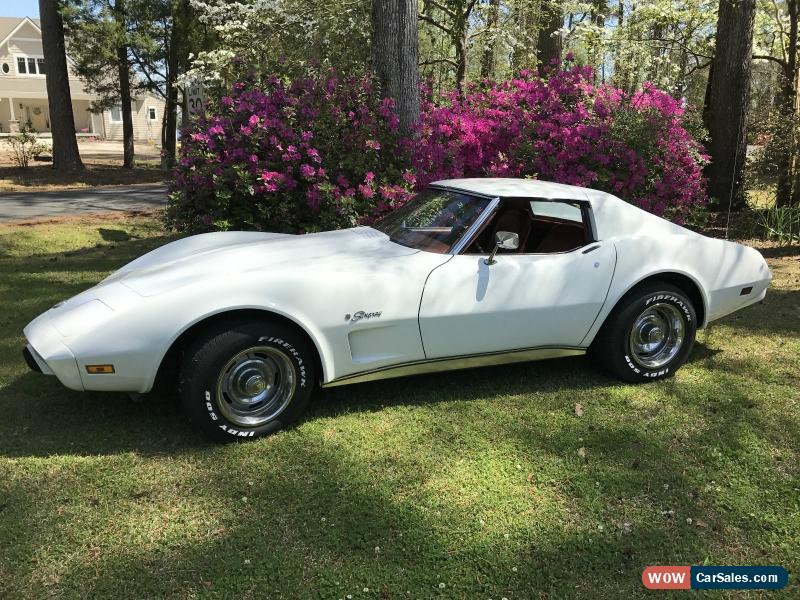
[261,170,282,182]
[306,147,321,163]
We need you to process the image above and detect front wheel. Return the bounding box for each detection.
[178,319,316,441]
[592,282,697,382]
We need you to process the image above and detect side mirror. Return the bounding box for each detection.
[484,231,519,265]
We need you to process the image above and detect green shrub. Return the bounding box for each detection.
[4,129,47,168]
[757,205,800,245]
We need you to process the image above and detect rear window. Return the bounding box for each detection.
[530,200,583,223]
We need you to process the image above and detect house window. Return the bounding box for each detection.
[109,105,122,122]
[1,63,9,74]
[147,107,156,120]
[15,56,45,75]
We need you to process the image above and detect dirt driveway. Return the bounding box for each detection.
[0,138,166,193]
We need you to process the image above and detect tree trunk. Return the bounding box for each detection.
[161,0,184,170]
[589,1,606,82]
[646,23,665,83]
[162,78,178,169]
[114,0,134,169]
[480,0,500,79]
[180,89,189,129]
[511,1,536,72]
[454,18,468,90]
[39,0,83,171]
[776,0,798,206]
[371,0,420,134]
[706,0,756,210]
[537,1,563,73]
[702,62,714,133]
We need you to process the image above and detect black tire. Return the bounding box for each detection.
[592,281,697,383]
[178,318,316,442]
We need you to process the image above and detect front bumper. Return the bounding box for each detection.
[23,345,45,373]
[22,316,84,391]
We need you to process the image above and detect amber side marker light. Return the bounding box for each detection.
[86,364,115,374]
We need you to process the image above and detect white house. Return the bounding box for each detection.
[0,15,165,141]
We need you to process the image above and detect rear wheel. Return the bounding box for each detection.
[592,281,697,382]
[178,319,315,441]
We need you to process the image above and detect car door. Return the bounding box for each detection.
[418,242,616,359]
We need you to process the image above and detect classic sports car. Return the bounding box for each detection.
[23,178,771,440]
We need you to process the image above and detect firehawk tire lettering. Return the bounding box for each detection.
[259,336,307,387]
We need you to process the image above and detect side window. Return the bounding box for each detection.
[526,200,590,253]
[462,198,593,255]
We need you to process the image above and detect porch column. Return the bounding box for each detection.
[8,97,20,133]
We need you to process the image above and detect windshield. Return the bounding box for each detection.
[371,188,492,253]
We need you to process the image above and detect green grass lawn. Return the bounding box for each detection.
[0,216,798,599]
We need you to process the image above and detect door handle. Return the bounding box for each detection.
[581,244,601,254]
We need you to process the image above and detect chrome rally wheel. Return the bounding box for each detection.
[216,346,296,427]
[179,319,315,442]
[627,303,685,369]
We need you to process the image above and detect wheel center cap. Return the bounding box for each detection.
[244,374,267,396]
[647,326,664,344]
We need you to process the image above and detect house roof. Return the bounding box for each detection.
[0,16,41,48]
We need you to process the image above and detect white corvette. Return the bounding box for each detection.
[23,178,771,440]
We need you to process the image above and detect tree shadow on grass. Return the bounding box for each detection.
[0,355,606,458]
[700,288,800,339]
[0,336,779,459]
[0,409,704,598]
[97,227,133,242]
[756,245,800,259]
[0,372,204,457]
[3,360,796,598]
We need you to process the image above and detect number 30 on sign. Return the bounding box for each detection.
[186,80,205,116]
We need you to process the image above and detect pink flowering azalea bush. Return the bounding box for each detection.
[414,64,708,222]
[169,65,707,233]
[166,73,415,233]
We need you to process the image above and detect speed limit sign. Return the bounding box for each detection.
[186,80,205,116]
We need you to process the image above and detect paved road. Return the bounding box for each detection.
[0,184,168,222]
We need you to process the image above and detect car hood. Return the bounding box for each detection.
[105,227,419,297]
